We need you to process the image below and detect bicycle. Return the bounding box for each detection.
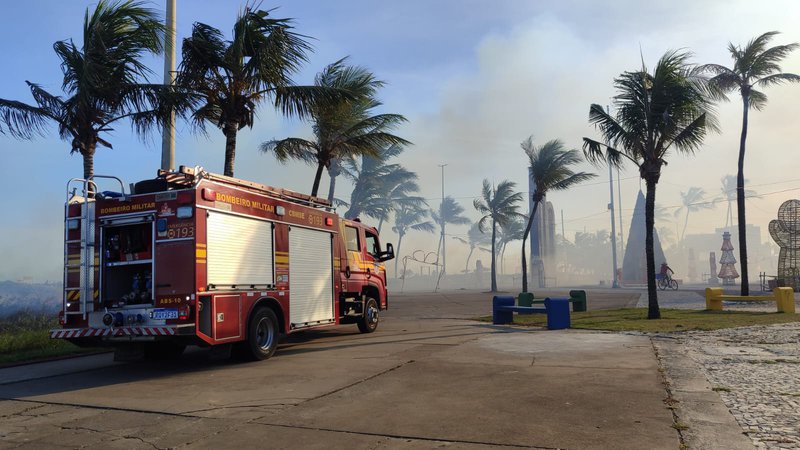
[656,273,678,290]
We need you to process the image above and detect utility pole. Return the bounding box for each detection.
[608,158,619,288]
[437,164,447,275]
[160,0,176,172]
[617,167,625,267]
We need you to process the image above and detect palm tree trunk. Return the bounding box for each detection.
[223,121,239,177]
[521,200,540,293]
[737,94,750,296]
[725,200,732,228]
[394,233,404,278]
[681,210,690,242]
[377,218,384,233]
[82,143,96,196]
[81,145,95,181]
[490,218,498,292]
[645,177,661,319]
[311,162,325,198]
[465,247,475,274]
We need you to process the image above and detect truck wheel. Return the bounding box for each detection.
[357,297,379,333]
[241,307,279,361]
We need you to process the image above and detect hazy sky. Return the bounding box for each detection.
[1,0,799,281]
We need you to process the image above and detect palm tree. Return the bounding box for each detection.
[263,59,409,199]
[521,137,595,292]
[473,179,523,292]
[674,187,714,242]
[452,223,491,274]
[497,216,525,275]
[701,31,799,295]
[0,0,167,180]
[718,174,757,229]
[342,146,425,230]
[432,196,470,276]
[392,204,436,278]
[583,50,717,319]
[177,7,330,177]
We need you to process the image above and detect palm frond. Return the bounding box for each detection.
[261,137,317,164]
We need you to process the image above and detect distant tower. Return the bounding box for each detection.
[708,252,719,285]
[529,173,556,287]
[688,248,697,282]
[718,231,740,285]
[622,191,667,284]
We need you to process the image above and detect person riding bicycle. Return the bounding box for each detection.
[660,262,674,281]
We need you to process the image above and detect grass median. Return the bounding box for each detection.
[0,311,104,366]
[477,308,800,332]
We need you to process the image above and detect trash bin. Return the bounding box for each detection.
[568,290,587,312]
[544,298,570,330]
[517,292,533,314]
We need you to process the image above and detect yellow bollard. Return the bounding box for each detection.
[773,287,796,314]
[705,287,724,311]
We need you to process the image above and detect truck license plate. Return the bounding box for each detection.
[151,309,178,320]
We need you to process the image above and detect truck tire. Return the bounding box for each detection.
[357,297,379,333]
[240,307,279,361]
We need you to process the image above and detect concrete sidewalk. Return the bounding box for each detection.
[0,290,681,449]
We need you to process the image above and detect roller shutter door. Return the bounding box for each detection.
[289,226,334,326]
[207,211,274,287]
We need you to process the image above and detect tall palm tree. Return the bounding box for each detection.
[718,174,757,229]
[391,204,436,278]
[431,196,470,276]
[0,0,168,180]
[583,50,717,319]
[521,137,595,292]
[473,179,523,292]
[452,223,491,274]
[674,186,714,242]
[263,59,409,198]
[177,7,328,177]
[701,31,799,296]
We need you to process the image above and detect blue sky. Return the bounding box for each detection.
[2,0,800,281]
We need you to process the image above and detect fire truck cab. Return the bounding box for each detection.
[54,166,394,361]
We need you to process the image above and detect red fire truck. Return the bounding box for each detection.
[52,166,394,360]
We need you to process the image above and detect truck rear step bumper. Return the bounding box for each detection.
[50,326,180,339]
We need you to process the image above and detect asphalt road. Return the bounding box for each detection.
[0,289,677,449]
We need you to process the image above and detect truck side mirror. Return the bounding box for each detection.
[378,243,395,262]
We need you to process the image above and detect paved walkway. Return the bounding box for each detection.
[5,288,794,449]
[0,290,679,449]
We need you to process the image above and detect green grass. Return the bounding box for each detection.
[0,310,103,365]
[477,308,800,332]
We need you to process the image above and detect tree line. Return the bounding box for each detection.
[0,1,796,320]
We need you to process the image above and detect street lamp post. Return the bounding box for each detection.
[437,164,447,276]
[160,0,176,172]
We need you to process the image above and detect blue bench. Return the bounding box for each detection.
[492,296,571,329]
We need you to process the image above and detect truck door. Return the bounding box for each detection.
[343,224,364,290]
